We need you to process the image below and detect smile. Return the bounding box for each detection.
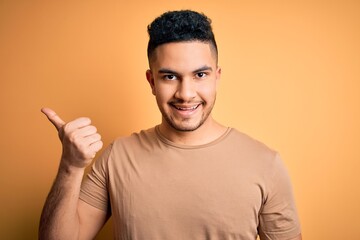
[173,104,201,111]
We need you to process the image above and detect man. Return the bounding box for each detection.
[39,10,302,240]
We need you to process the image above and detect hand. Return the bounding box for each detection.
[41,108,103,170]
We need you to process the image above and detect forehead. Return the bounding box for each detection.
[150,41,217,71]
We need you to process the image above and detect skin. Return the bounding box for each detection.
[146,41,227,145]
[39,108,108,240]
[39,41,302,240]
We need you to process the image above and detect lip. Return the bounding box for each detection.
[170,103,202,117]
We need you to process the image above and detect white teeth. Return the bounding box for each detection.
[175,105,199,110]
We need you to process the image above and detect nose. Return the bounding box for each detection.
[174,78,196,101]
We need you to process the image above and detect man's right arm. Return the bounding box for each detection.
[39,108,107,240]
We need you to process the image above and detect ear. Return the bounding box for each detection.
[146,69,156,95]
[215,66,221,89]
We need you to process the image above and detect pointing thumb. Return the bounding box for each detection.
[41,107,66,131]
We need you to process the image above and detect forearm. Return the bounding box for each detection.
[39,163,84,240]
[40,108,103,239]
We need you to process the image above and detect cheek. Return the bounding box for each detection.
[154,85,172,103]
[198,82,217,99]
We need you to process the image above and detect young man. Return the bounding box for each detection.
[39,10,302,240]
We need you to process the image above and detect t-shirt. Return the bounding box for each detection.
[80,126,301,240]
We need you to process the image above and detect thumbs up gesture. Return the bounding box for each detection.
[41,108,103,170]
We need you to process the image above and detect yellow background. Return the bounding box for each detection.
[1,0,359,239]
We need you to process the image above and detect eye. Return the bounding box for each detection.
[163,74,177,80]
[195,72,207,78]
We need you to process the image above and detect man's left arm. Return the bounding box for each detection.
[258,153,302,240]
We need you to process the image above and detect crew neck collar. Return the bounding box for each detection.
[155,125,232,149]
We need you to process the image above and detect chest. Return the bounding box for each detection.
[108,149,265,239]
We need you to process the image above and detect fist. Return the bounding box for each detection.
[41,108,103,169]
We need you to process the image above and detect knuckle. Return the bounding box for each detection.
[68,131,78,142]
[63,122,71,133]
[95,141,103,150]
[88,126,96,134]
[81,117,91,125]
[94,133,101,140]
[90,141,101,152]
[84,149,95,159]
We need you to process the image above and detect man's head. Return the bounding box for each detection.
[145,10,221,134]
[147,10,218,64]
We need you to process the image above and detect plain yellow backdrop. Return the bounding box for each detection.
[1,0,359,239]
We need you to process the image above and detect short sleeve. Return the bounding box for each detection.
[258,154,301,239]
[79,143,113,213]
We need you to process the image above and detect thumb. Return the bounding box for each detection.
[41,107,66,131]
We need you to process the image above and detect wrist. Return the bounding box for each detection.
[58,159,86,176]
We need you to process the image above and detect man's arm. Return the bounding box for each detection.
[258,154,302,240]
[39,108,106,240]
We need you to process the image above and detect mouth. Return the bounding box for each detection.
[171,104,201,111]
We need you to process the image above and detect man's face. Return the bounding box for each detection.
[146,41,221,132]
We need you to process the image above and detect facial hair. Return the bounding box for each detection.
[159,96,216,132]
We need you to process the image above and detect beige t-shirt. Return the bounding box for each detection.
[80,127,301,240]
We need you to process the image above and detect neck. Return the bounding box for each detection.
[158,116,227,146]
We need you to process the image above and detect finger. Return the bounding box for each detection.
[84,140,103,159]
[64,117,92,133]
[90,140,103,154]
[41,107,66,131]
[79,133,101,149]
[83,133,101,145]
[72,125,97,138]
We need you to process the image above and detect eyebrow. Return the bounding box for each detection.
[158,66,213,75]
[158,68,178,75]
[194,66,213,73]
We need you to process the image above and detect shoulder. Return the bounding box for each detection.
[111,127,159,152]
[224,128,290,180]
[226,128,277,159]
[113,127,155,142]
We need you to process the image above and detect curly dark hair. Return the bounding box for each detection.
[147,10,218,61]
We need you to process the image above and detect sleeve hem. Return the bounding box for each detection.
[79,190,108,212]
[259,226,301,240]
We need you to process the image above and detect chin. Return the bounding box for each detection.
[172,125,200,132]
[166,117,207,132]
